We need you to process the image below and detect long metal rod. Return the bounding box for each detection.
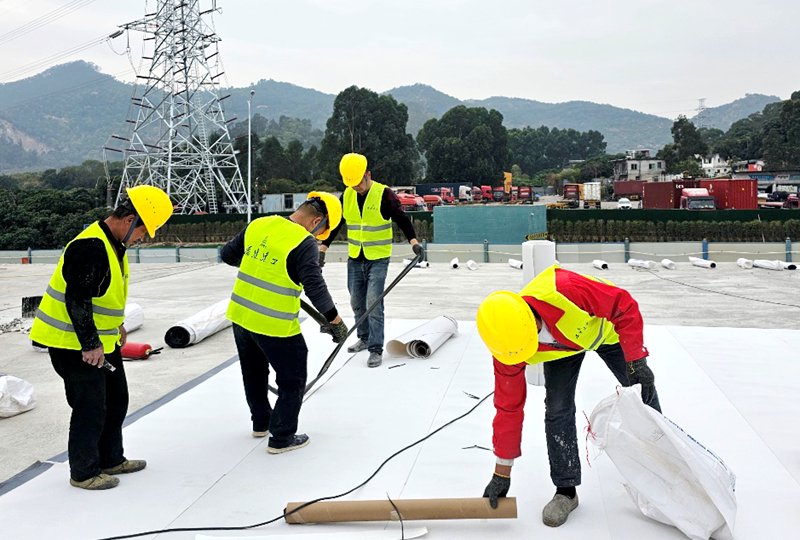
[267,252,424,396]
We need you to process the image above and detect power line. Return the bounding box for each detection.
[0,0,98,46]
[0,33,113,82]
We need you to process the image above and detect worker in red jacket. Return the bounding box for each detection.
[476,264,661,527]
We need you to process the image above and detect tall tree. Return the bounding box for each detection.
[317,86,420,185]
[417,105,508,184]
[508,126,606,176]
[671,115,708,161]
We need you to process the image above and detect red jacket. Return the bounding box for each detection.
[492,267,648,459]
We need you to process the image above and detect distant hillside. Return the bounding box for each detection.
[692,93,781,131]
[0,61,779,171]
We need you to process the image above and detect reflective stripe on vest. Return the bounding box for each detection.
[519,265,620,365]
[344,182,393,260]
[30,222,128,353]
[226,216,309,337]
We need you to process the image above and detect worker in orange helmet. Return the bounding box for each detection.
[30,185,173,490]
[476,264,661,527]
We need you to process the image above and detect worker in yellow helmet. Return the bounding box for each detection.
[476,265,661,527]
[318,153,422,368]
[223,192,348,454]
[30,184,173,490]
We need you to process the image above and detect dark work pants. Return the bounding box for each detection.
[50,346,128,482]
[542,342,661,488]
[232,323,308,445]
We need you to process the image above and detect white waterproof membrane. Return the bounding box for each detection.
[0,319,798,540]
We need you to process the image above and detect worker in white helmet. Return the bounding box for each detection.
[31,185,173,490]
[476,264,661,527]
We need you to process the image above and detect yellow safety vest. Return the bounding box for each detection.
[30,222,128,353]
[520,265,620,365]
[226,216,309,337]
[344,182,393,260]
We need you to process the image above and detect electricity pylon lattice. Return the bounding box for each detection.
[105,0,247,214]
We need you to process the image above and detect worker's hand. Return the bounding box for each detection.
[482,473,510,509]
[411,242,424,257]
[82,346,105,368]
[118,325,127,347]
[318,250,326,268]
[627,358,661,412]
[321,319,348,343]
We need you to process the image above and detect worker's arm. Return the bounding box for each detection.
[288,237,339,323]
[491,357,527,460]
[557,268,648,361]
[220,228,246,267]
[62,238,108,353]
[381,188,417,243]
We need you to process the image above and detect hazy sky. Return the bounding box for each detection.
[1,0,799,119]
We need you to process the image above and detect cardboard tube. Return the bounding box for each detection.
[592,259,609,270]
[688,256,716,269]
[782,262,797,270]
[285,497,517,524]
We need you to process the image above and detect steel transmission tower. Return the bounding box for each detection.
[106,0,247,214]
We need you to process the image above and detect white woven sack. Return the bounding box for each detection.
[0,375,37,418]
[588,385,736,540]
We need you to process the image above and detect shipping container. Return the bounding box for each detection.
[642,182,675,209]
[613,180,645,200]
[699,178,758,209]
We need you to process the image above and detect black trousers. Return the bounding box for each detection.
[49,346,128,482]
[232,323,308,445]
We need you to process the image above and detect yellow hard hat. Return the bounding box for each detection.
[126,185,174,237]
[339,153,368,187]
[476,290,538,365]
[307,191,342,241]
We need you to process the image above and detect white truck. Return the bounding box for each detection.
[581,182,602,209]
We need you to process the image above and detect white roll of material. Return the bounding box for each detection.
[508,258,523,270]
[661,259,677,270]
[782,262,797,270]
[165,299,232,348]
[403,258,430,268]
[628,258,657,270]
[450,257,460,269]
[592,259,609,270]
[753,259,783,271]
[466,260,478,271]
[386,315,458,359]
[736,258,754,269]
[123,303,144,333]
[689,256,716,269]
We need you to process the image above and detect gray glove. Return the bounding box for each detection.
[482,473,510,509]
[318,250,326,268]
[627,358,661,413]
[321,320,348,343]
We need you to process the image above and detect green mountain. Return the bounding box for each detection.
[691,93,781,131]
[0,61,778,172]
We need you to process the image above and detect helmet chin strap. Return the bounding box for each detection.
[121,216,141,246]
[310,216,328,236]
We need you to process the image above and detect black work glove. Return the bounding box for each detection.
[482,473,510,509]
[627,358,662,413]
[318,250,326,268]
[321,320,348,343]
[412,243,424,258]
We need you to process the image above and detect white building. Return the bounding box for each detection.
[613,149,665,181]
[698,154,731,178]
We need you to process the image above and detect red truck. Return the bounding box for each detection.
[481,185,494,201]
[679,188,716,210]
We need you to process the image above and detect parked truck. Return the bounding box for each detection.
[562,183,581,208]
[581,182,601,209]
[679,188,716,210]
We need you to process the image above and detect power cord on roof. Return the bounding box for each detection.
[97,392,494,540]
[641,268,800,309]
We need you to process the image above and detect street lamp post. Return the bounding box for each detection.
[247,89,255,222]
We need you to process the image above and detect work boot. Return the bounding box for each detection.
[101,459,147,475]
[347,339,368,353]
[267,433,310,454]
[70,473,119,490]
[542,493,579,527]
[252,430,269,438]
[367,352,383,368]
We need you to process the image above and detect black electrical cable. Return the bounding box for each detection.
[642,268,800,309]
[96,392,493,540]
